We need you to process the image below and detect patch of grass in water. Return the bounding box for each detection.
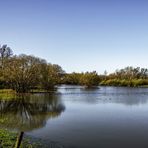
[0,129,46,148]
[0,129,16,148]
[0,89,15,93]
[0,89,16,100]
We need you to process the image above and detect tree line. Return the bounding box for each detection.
[0,44,148,93]
[100,67,148,87]
[62,66,148,87]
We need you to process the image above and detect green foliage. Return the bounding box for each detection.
[2,54,64,93]
[40,63,64,90]
[80,71,100,87]
[100,67,148,87]
[63,71,100,87]
[108,66,148,80]
[3,55,42,93]
[0,90,16,100]
[0,129,16,148]
[62,73,82,85]
[100,79,120,86]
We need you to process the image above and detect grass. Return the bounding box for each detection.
[0,89,15,93]
[0,129,16,148]
[138,85,148,88]
[0,129,45,148]
[0,89,16,100]
[0,88,56,94]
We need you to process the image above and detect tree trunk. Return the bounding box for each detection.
[14,131,24,148]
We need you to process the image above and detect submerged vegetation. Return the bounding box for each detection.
[0,44,148,93]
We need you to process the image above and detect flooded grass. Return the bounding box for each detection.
[0,129,46,148]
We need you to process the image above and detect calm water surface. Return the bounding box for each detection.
[2,86,148,148]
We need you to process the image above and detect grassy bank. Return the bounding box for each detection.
[0,89,56,95]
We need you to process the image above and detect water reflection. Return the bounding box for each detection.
[20,86,148,148]
[0,93,65,132]
[58,85,148,106]
[0,93,65,147]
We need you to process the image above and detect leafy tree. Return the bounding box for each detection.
[3,55,42,93]
[40,63,65,90]
[62,73,82,85]
[80,71,100,87]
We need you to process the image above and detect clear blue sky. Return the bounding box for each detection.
[0,0,148,74]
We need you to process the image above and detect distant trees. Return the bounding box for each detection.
[80,71,100,87]
[109,67,148,80]
[62,73,82,85]
[100,66,148,87]
[62,71,100,88]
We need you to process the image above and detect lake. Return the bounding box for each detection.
[1,85,148,148]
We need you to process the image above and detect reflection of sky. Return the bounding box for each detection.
[58,86,148,106]
[29,86,148,148]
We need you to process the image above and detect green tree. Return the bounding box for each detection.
[3,55,42,93]
[40,63,65,91]
[80,71,100,87]
[63,72,82,85]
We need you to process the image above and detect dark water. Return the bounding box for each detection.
[1,86,148,148]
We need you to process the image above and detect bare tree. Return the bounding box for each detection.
[0,44,13,69]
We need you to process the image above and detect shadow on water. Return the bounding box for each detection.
[0,93,65,148]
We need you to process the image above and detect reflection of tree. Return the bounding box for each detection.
[0,94,65,148]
